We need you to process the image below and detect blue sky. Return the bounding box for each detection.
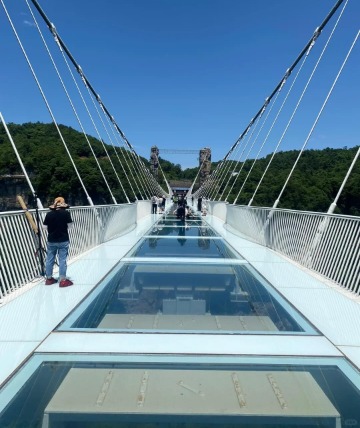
[1,0,359,169]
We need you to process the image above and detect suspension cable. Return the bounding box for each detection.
[115,129,152,199]
[111,124,147,199]
[50,36,132,203]
[275,28,359,210]
[0,112,43,209]
[96,104,140,201]
[220,0,344,164]
[202,174,216,198]
[26,1,119,205]
[255,0,349,208]
[187,155,209,197]
[220,121,260,200]
[249,58,312,206]
[239,70,293,206]
[80,85,132,203]
[224,101,273,202]
[228,93,279,203]
[29,0,161,199]
[219,114,263,201]
[329,135,360,213]
[204,164,221,199]
[208,153,238,200]
[130,152,153,198]
[157,161,171,196]
[110,119,154,199]
[211,129,249,200]
[1,0,94,206]
[198,0,345,199]
[204,161,224,199]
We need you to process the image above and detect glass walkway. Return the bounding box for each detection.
[1,205,360,428]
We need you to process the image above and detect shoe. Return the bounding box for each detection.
[45,277,57,286]
[59,279,73,288]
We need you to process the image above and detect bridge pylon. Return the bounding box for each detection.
[199,147,211,186]
[150,146,159,178]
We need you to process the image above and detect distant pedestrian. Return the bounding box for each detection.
[151,195,158,214]
[43,197,73,287]
[185,205,193,219]
[176,204,185,221]
[201,200,207,216]
[197,197,202,211]
[158,196,163,213]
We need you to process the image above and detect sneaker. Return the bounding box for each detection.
[59,279,73,288]
[45,277,57,286]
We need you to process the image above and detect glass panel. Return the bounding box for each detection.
[147,225,218,237]
[128,237,239,258]
[59,262,314,333]
[1,357,360,428]
[157,218,205,227]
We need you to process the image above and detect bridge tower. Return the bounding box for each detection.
[199,147,211,186]
[150,146,159,177]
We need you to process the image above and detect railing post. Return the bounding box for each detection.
[34,193,45,276]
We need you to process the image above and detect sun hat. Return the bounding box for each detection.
[49,196,69,209]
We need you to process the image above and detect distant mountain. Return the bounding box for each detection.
[0,122,359,215]
[221,148,360,215]
[0,122,165,209]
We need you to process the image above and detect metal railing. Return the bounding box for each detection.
[0,203,142,302]
[2,200,359,302]
[225,204,360,295]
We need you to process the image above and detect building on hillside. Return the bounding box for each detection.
[168,180,193,197]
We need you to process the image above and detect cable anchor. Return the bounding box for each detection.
[279,68,291,91]
[50,22,62,50]
[307,26,321,55]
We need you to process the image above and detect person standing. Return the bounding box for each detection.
[43,196,73,287]
[176,204,185,221]
[157,196,163,213]
[151,195,158,214]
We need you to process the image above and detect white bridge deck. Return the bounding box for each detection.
[1,211,360,395]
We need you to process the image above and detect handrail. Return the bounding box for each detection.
[223,204,360,295]
[0,203,139,302]
[2,201,359,303]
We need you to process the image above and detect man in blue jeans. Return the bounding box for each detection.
[43,196,73,287]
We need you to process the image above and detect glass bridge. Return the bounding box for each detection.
[1,0,360,426]
[1,204,360,428]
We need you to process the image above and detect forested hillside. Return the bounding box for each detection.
[220,148,360,215]
[0,122,149,207]
[0,122,359,215]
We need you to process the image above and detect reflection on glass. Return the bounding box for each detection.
[128,237,238,258]
[148,225,218,238]
[66,263,306,332]
[157,218,204,227]
[1,360,359,428]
